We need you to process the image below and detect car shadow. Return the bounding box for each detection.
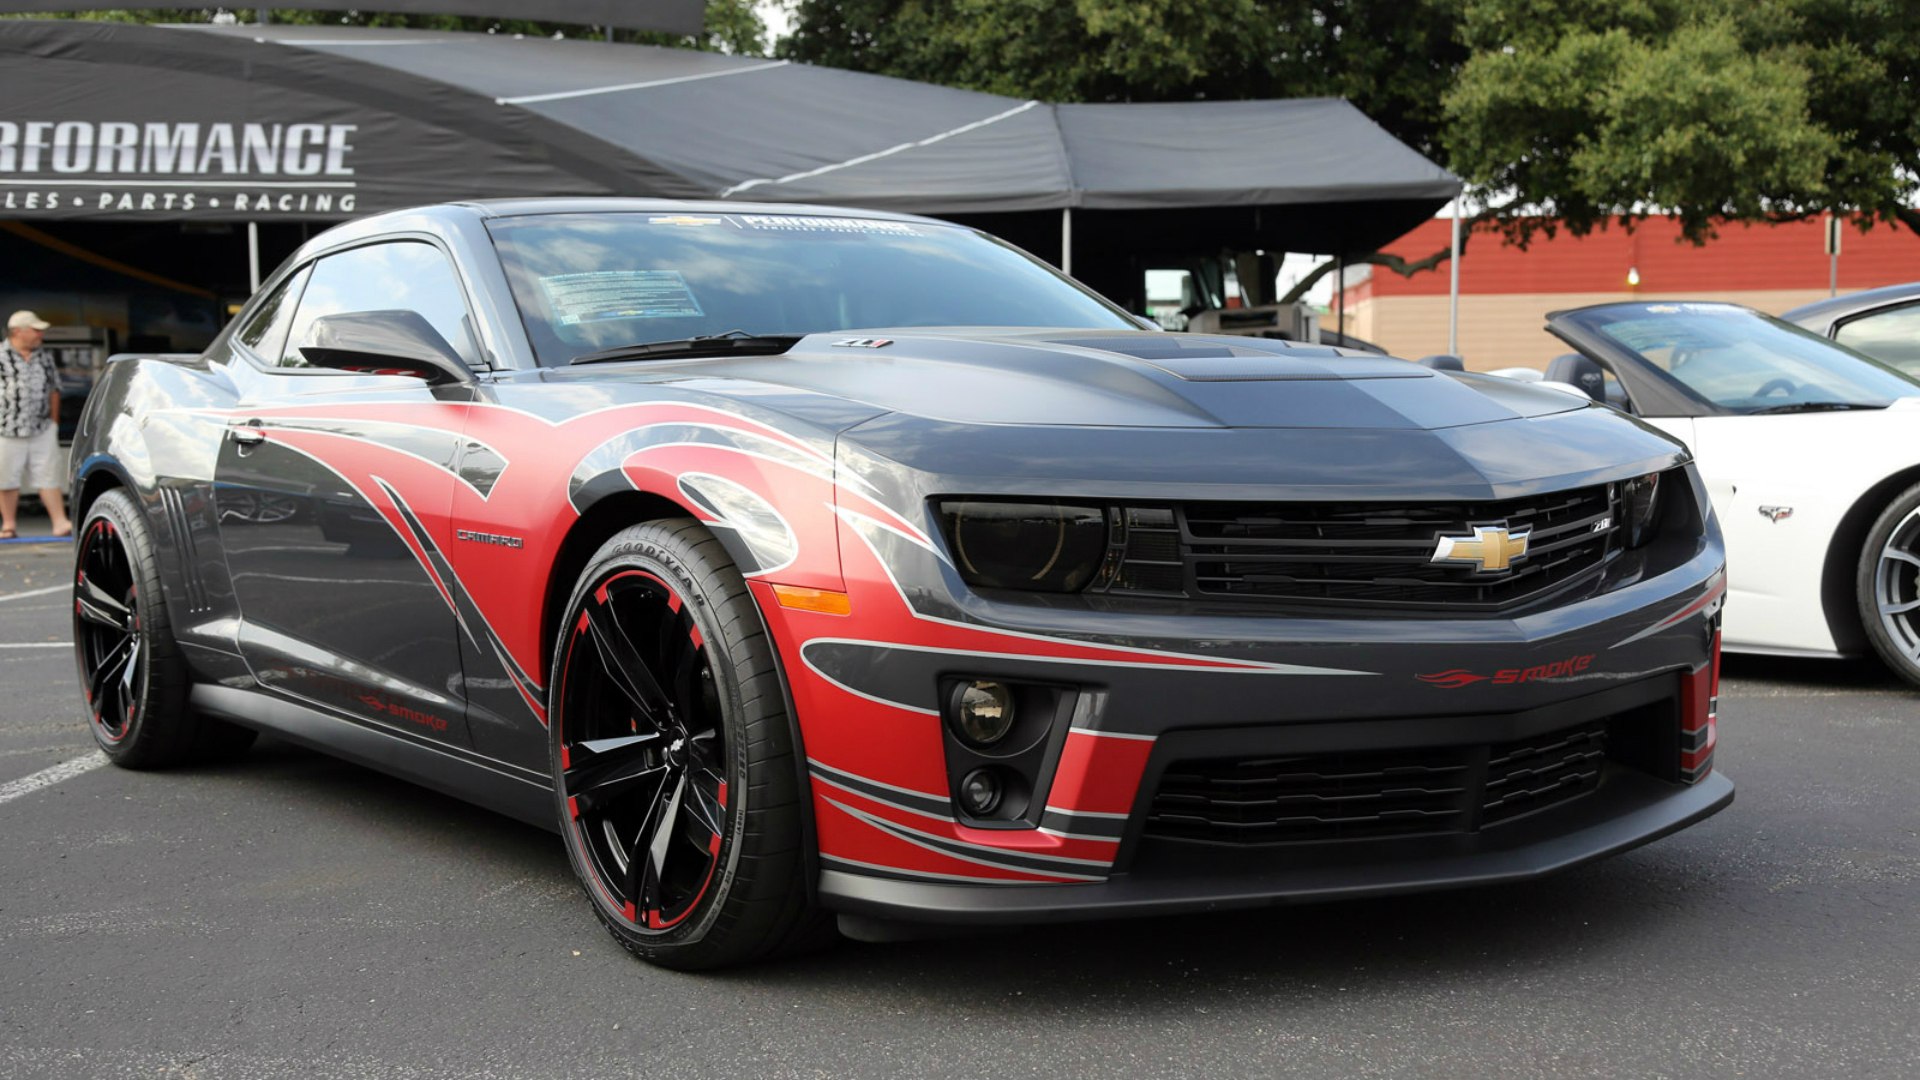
[1721,653,1907,692]
[177,735,1734,1003]
[742,842,1729,1006]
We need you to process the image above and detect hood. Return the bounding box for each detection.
[557,329,1590,431]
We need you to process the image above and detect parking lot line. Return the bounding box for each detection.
[0,643,68,649]
[0,584,67,603]
[0,752,106,807]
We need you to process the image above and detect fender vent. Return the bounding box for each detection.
[158,485,212,613]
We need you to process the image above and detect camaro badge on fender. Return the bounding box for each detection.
[1431,524,1530,572]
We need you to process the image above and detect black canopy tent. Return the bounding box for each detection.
[0,18,1461,325]
[0,0,706,34]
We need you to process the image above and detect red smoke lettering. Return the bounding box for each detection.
[1421,654,1594,689]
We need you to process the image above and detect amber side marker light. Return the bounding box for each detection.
[770,585,853,615]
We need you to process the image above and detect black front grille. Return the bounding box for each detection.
[1481,722,1610,825]
[1098,486,1620,613]
[1146,721,1609,845]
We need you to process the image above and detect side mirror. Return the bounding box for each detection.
[298,310,474,385]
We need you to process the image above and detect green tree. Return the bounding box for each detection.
[780,1,1463,160]
[1445,0,1920,244]
[783,0,1920,294]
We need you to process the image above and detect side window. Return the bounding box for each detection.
[281,241,479,370]
[236,265,311,363]
[1833,302,1920,376]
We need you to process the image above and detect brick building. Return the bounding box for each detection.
[1335,214,1920,369]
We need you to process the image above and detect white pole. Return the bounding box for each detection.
[1061,208,1073,276]
[247,222,261,293]
[1447,207,1462,356]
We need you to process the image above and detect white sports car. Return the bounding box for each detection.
[1537,301,1920,685]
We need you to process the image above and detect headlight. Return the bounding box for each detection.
[937,500,1107,593]
[1622,472,1661,548]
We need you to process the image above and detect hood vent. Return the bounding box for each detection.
[1047,334,1429,383]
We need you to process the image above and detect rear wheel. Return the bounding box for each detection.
[1858,481,1920,688]
[549,519,823,969]
[73,489,256,766]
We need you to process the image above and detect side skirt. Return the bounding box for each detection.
[191,684,558,831]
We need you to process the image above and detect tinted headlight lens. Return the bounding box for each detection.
[938,501,1106,592]
[1623,472,1661,548]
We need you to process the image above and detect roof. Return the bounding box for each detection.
[0,19,1461,255]
[1782,281,1920,329]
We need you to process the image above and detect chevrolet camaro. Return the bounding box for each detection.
[69,200,1732,968]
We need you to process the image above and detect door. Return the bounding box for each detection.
[214,240,481,746]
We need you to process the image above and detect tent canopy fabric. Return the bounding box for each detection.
[0,1,706,35]
[0,19,1460,256]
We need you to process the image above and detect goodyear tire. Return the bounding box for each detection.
[548,518,825,969]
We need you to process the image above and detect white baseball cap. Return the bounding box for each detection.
[7,310,51,331]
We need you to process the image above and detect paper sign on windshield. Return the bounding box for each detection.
[539,270,704,325]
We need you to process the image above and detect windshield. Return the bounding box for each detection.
[1561,302,1920,412]
[486,212,1136,366]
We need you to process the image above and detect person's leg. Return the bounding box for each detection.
[39,486,70,535]
[0,434,23,536]
[26,426,70,535]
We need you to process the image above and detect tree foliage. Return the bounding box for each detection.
[779,0,1464,160]
[783,0,1920,247]
[1447,0,1920,243]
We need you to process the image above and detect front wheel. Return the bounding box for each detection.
[1857,481,1920,688]
[73,489,256,766]
[549,519,824,969]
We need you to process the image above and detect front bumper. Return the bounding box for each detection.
[773,488,1729,925]
[821,770,1731,925]
[817,662,1731,924]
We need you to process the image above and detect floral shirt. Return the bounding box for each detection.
[0,344,56,438]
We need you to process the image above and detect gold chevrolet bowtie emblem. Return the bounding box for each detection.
[1431,525,1531,572]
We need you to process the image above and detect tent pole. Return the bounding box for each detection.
[247,222,261,293]
[1060,208,1073,276]
[1335,254,1345,341]
[1447,208,1462,356]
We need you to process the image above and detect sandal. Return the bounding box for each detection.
[0,529,15,540]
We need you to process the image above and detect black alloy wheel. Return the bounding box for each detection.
[75,514,144,746]
[557,566,728,932]
[1860,481,1920,688]
[73,489,256,767]
[550,519,823,969]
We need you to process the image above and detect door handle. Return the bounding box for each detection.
[229,421,266,446]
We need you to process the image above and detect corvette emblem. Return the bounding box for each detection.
[1758,505,1793,523]
[1431,524,1530,572]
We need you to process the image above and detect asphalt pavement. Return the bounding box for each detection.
[3,529,1917,1079]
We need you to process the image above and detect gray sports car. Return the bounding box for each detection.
[68,200,1731,968]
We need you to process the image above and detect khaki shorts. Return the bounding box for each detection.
[0,424,63,492]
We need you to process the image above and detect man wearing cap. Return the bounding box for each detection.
[1,311,73,539]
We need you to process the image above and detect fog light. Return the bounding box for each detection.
[959,768,1004,816]
[952,680,1015,747]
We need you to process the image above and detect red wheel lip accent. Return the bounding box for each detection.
[76,519,137,745]
[558,562,724,936]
